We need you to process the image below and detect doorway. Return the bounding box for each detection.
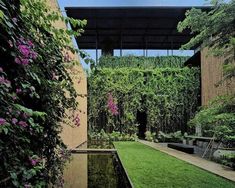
[137,110,147,139]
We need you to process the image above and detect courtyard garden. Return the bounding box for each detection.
[0,0,235,187]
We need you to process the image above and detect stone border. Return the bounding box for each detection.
[115,151,135,188]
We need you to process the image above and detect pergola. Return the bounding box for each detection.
[66,6,209,61]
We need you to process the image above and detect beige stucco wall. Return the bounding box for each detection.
[201,48,235,105]
[46,0,87,149]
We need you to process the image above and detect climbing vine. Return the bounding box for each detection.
[98,55,189,69]
[0,0,87,187]
[88,57,200,135]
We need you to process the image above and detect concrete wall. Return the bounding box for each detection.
[201,48,235,105]
[46,0,87,149]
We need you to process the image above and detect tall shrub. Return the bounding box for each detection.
[0,0,86,187]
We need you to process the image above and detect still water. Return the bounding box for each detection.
[63,153,130,188]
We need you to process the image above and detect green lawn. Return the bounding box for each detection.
[114,142,235,188]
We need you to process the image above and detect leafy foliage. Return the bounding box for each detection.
[157,131,183,143]
[144,131,156,142]
[188,95,235,148]
[88,57,200,135]
[98,56,189,69]
[88,129,138,142]
[0,0,85,187]
[178,0,235,80]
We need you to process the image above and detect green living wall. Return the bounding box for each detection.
[88,56,200,135]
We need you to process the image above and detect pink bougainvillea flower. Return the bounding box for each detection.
[0,67,3,72]
[16,88,22,94]
[29,156,40,166]
[15,57,21,64]
[107,92,119,115]
[27,40,34,48]
[18,121,28,127]
[15,57,29,65]
[30,51,38,60]
[18,45,30,57]
[21,58,29,65]
[30,159,38,166]
[73,114,80,127]
[24,184,31,188]
[0,76,11,86]
[12,118,18,125]
[0,118,6,125]
[15,38,37,66]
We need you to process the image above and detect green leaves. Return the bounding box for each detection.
[189,94,235,147]
[14,104,47,120]
[0,0,84,185]
[178,0,235,80]
[89,61,200,134]
[0,9,4,23]
[98,56,189,69]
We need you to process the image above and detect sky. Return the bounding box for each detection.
[58,0,210,8]
[57,0,210,68]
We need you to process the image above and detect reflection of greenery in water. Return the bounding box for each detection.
[88,140,114,149]
[88,154,127,188]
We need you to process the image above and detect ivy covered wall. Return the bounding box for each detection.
[88,56,200,135]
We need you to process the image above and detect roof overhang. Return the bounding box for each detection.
[66,6,210,50]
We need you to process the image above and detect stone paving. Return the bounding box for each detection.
[139,140,235,182]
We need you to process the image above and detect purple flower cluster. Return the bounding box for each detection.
[29,156,40,166]
[0,118,6,125]
[15,38,37,65]
[16,88,22,94]
[0,76,11,86]
[29,158,38,166]
[73,114,80,127]
[18,121,28,128]
[12,118,18,124]
[107,93,119,116]
[24,184,31,188]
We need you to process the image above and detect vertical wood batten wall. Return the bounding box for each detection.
[47,0,87,149]
[201,48,235,105]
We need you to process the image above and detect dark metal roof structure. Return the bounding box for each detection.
[66,6,210,50]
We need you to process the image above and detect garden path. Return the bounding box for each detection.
[139,140,235,182]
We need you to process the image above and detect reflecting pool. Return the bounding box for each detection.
[63,153,131,188]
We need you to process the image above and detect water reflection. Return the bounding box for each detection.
[63,154,88,188]
[63,153,129,188]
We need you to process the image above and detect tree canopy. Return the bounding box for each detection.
[178,0,235,80]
